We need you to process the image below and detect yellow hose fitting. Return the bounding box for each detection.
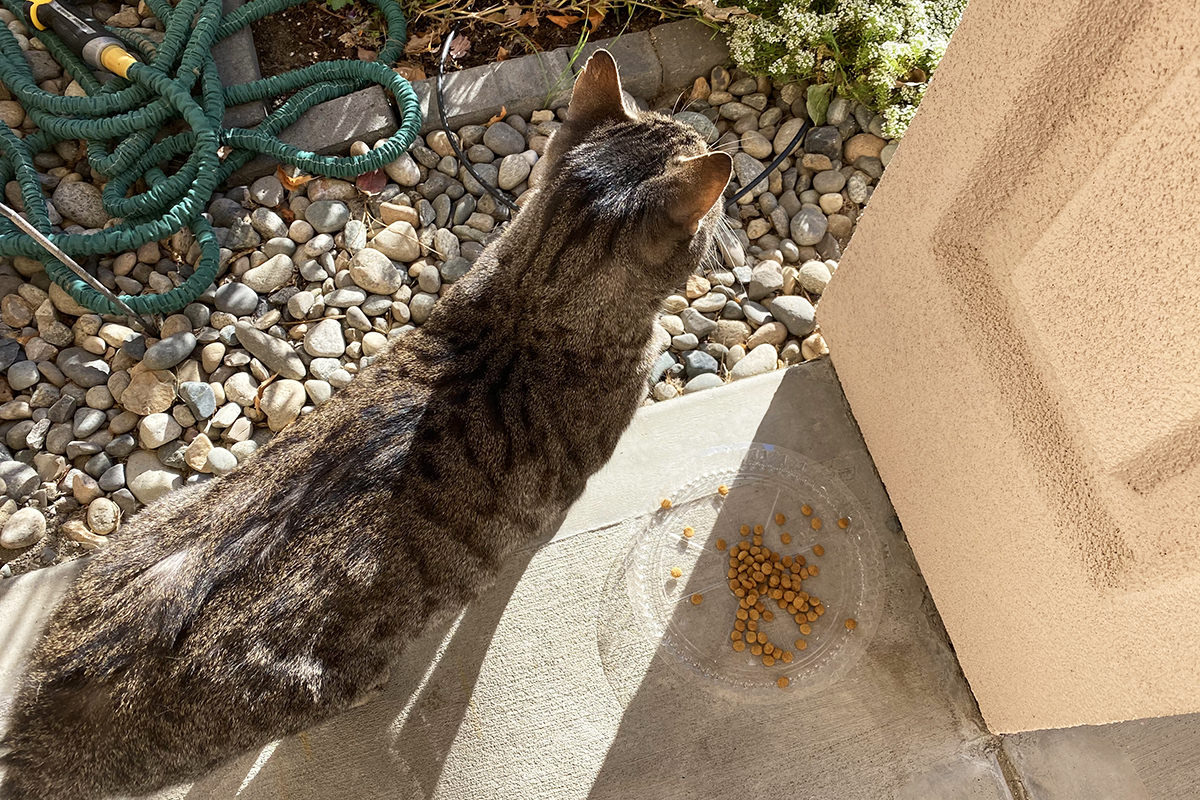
[99,44,136,78]
[27,0,53,29]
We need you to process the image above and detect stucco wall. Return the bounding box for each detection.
[818,0,1200,732]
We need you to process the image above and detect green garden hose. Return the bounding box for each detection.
[0,0,423,317]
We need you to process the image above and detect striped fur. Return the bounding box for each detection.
[0,50,731,800]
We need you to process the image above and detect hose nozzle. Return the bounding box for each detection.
[22,0,138,77]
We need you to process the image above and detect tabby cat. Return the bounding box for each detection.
[0,49,732,799]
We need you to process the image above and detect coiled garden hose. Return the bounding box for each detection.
[0,0,423,319]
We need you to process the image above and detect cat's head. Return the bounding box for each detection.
[533,49,733,285]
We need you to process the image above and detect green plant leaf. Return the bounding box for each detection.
[326,0,353,10]
[806,82,833,126]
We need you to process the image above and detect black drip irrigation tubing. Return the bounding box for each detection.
[435,27,810,219]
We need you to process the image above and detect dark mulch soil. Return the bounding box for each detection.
[251,2,678,83]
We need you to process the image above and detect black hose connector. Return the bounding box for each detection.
[23,0,137,76]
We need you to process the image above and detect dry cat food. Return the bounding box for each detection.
[668,488,856,690]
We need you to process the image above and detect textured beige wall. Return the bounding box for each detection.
[819,0,1200,732]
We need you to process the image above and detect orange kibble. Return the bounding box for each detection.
[718,484,730,496]
[716,538,727,551]
[782,555,793,567]
[845,618,857,630]
[754,524,764,535]
[735,608,748,621]
[661,499,672,509]
[808,564,820,577]
[690,593,703,605]
[815,604,826,617]
[733,639,746,652]
[762,610,774,622]
[763,642,774,655]
[682,526,695,539]
[670,566,682,578]
[799,623,812,635]
[780,532,792,545]
[812,544,825,557]
[731,630,742,641]
[806,611,818,622]
[837,517,850,529]
[811,517,822,530]
[756,631,767,644]
[781,651,793,664]
[795,638,808,650]
[750,644,763,656]
[800,504,813,516]
[774,513,786,526]
[763,655,776,667]
[777,676,789,689]
[740,524,750,535]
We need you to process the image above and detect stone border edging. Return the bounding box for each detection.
[226,19,729,186]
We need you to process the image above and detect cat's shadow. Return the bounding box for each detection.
[182,535,544,800]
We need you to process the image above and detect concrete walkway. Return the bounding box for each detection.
[1,361,1197,798]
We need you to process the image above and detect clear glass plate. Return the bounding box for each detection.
[599,443,885,700]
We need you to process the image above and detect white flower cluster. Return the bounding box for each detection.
[724,0,967,137]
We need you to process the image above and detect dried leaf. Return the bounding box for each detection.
[277,165,313,191]
[486,106,508,126]
[356,48,377,61]
[403,32,437,55]
[393,63,426,82]
[356,168,387,196]
[515,10,538,27]
[448,34,471,59]
[683,0,747,22]
[547,13,581,28]
[496,45,510,61]
[587,9,605,28]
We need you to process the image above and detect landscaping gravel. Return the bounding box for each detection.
[0,12,893,574]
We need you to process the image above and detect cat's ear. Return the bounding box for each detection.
[664,152,733,235]
[568,50,630,125]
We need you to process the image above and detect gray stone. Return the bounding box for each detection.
[732,152,767,199]
[260,379,306,431]
[242,253,295,294]
[805,126,843,160]
[250,207,287,239]
[8,361,39,391]
[730,343,777,380]
[0,339,21,372]
[324,288,367,308]
[482,122,526,157]
[51,180,108,228]
[497,154,531,191]
[207,447,238,476]
[441,256,472,283]
[304,319,346,358]
[344,219,368,254]
[305,200,350,234]
[790,206,828,247]
[233,322,305,380]
[683,372,725,393]
[683,350,719,378]
[769,295,817,337]
[383,152,421,186]
[1,507,46,549]
[57,348,110,388]
[812,170,847,194]
[410,292,437,324]
[98,463,126,492]
[0,460,38,501]
[214,282,260,315]
[349,248,404,294]
[73,407,107,438]
[372,222,421,262]
[179,381,216,420]
[679,307,718,338]
[125,450,183,504]
[249,175,284,207]
[138,413,182,449]
[141,332,197,371]
[798,261,833,294]
[748,261,784,301]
